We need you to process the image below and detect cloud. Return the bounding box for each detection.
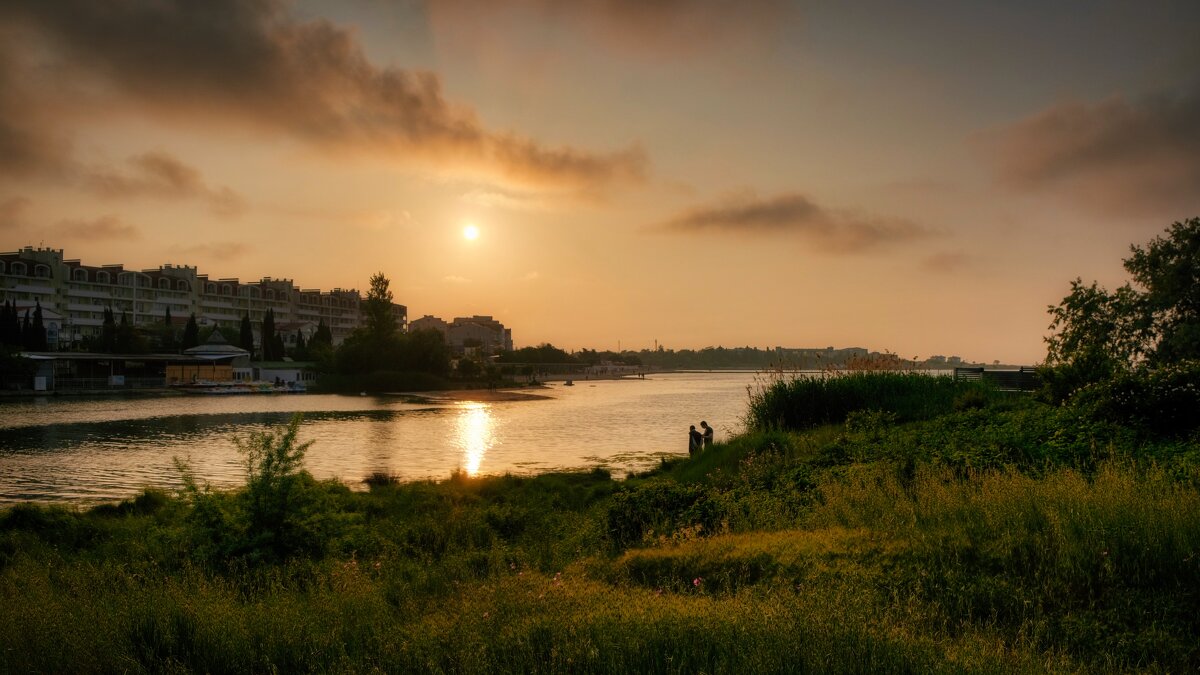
[460,187,550,212]
[0,0,645,191]
[50,215,140,242]
[921,251,971,274]
[655,191,930,253]
[167,242,252,262]
[0,195,30,229]
[976,85,1200,217]
[427,0,794,60]
[85,152,246,216]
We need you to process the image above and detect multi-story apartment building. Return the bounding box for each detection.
[410,314,513,354]
[0,246,406,349]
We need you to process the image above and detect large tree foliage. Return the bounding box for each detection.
[363,272,396,339]
[182,313,200,350]
[1123,217,1200,364]
[1044,218,1200,398]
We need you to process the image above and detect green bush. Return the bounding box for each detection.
[606,479,725,549]
[746,371,999,431]
[1069,361,1200,437]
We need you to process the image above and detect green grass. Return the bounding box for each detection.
[2,374,1199,673]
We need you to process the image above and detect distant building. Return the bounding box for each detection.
[0,246,406,348]
[411,314,513,355]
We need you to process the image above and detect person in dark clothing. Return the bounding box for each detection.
[688,425,703,455]
[700,420,714,448]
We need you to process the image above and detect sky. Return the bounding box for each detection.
[1,0,1198,364]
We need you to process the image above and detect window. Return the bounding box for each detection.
[266,289,275,300]
[73,268,88,282]
[0,261,5,273]
[177,279,189,291]
[222,284,233,296]
[34,264,51,278]
[97,271,111,284]
[10,262,26,276]
[158,278,171,290]
[206,282,217,294]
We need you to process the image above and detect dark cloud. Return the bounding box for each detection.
[977,85,1200,217]
[0,0,645,190]
[51,215,140,242]
[656,192,930,253]
[85,152,246,216]
[0,196,30,229]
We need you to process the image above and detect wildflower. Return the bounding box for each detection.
[655,588,663,597]
[693,577,702,587]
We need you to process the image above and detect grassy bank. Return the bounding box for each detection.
[2,372,1198,672]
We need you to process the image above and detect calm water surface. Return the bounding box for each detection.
[0,372,760,504]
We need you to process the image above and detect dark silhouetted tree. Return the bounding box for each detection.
[30,301,47,351]
[182,313,200,349]
[240,313,255,358]
[100,307,117,352]
[363,272,396,339]
[262,308,278,360]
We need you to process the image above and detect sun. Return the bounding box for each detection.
[463,224,480,241]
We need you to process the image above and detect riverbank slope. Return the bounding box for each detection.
[2,372,1198,672]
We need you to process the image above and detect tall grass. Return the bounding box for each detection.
[745,371,1004,431]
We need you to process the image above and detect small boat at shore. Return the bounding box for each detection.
[564,379,574,386]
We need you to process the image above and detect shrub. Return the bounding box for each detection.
[606,480,725,549]
[1069,361,1200,437]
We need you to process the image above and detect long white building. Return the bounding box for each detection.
[0,246,406,348]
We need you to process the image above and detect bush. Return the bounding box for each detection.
[1069,361,1200,437]
[178,414,352,564]
[606,480,725,549]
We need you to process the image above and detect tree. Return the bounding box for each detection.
[1123,217,1200,364]
[30,301,47,351]
[1044,218,1200,399]
[182,313,200,350]
[100,307,117,352]
[161,307,177,352]
[262,308,278,361]
[363,272,396,338]
[20,310,31,350]
[240,313,255,359]
[292,329,307,360]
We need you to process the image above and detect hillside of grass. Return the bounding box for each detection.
[2,370,1199,673]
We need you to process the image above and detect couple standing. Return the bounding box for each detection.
[688,421,714,455]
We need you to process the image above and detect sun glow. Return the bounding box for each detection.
[463,224,480,240]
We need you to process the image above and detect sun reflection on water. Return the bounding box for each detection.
[455,402,494,476]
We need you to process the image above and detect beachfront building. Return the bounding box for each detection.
[410,314,513,355]
[0,246,407,349]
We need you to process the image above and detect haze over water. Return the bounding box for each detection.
[0,372,757,504]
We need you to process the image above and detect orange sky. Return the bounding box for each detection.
[2,0,1198,363]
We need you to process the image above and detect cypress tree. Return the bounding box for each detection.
[262,308,277,360]
[21,309,31,350]
[182,313,200,349]
[31,301,47,351]
[162,307,176,351]
[240,313,254,358]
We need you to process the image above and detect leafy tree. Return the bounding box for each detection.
[115,312,145,353]
[1043,218,1200,401]
[363,272,396,338]
[1046,218,1200,369]
[240,313,255,358]
[1123,217,1200,364]
[182,313,200,349]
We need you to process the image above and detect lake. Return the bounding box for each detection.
[0,371,764,504]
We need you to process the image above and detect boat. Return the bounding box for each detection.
[172,380,307,395]
[564,379,574,386]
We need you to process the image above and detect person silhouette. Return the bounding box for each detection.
[688,425,703,455]
[700,421,714,448]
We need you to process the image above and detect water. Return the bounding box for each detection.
[0,372,760,504]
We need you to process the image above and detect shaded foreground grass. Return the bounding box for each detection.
[2,382,1199,672]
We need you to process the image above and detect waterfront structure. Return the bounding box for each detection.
[410,314,513,354]
[0,246,406,348]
